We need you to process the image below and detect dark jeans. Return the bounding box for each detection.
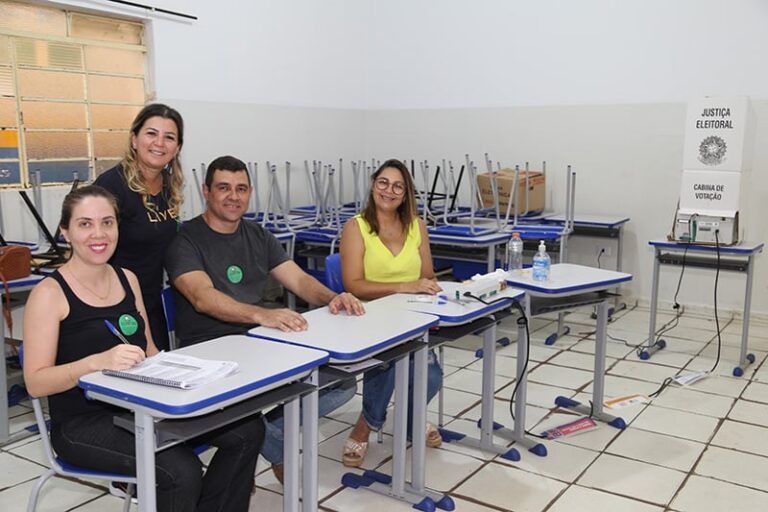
[52,412,264,512]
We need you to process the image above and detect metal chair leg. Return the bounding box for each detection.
[121,484,135,512]
[27,469,56,512]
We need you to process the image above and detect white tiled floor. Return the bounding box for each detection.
[3,305,768,511]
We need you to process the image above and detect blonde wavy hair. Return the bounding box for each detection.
[121,103,185,212]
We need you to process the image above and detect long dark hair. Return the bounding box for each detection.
[361,159,417,235]
[59,185,119,230]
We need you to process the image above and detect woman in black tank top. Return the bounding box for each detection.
[23,186,263,512]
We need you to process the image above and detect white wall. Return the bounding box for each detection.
[362,101,768,315]
[356,0,768,315]
[9,0,767,316]
[363,0,768,108]
[162,100,366,218]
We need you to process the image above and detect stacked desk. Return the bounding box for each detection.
[544,213,631,317]
[428,230,511,274]
[545,213,630,246]
[1,274,45,447]
[80,335,328,512]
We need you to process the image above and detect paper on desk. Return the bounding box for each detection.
[103,351,239,389]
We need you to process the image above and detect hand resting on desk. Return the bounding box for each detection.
[403,278,442,295]
[256,292,365,332]
[328,291,366,316]
[256,307,309,332]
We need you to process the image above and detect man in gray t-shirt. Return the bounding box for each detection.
[166,156,363,346]
[167,214,291,346]
[165,155,364,480]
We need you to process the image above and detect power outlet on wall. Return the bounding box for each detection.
[596,246,612,257]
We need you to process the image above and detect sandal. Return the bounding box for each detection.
[271,463,284,486]
[426,422,443,448]
[342,437,369,467]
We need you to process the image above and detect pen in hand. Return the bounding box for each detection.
[104,319,131,345]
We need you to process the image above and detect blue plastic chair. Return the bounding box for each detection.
[19,346,136,512]
[324,253,344,293]
[324,253,387,440]
[161,286,177,350]
[324,252,449,429]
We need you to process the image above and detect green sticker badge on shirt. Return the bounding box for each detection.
[227,265,243,284]
[118,314,138,336]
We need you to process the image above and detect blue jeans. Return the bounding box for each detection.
[362,349,443,434]
[260,378,356,465]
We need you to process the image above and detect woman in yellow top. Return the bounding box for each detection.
[339,159,443,467]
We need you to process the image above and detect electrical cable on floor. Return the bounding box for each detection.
[578,304,680,351]
[576,329,644,349]
[506,300,546,439]
[650,234,723,398]
[636,243,690,359]
[707,230,723,373]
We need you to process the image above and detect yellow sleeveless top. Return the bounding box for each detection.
[355,215,421,283]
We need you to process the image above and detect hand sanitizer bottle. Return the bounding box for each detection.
[532,240,550,281]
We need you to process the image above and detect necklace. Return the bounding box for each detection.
[67,267,112,301]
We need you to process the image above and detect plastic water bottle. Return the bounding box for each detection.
[508,232,524,271]
[532,240,551,281]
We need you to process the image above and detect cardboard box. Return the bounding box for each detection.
[477,169,545,214]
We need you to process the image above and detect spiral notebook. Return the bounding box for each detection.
[102,351,239,390]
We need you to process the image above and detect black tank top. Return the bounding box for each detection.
[48,265,148,425]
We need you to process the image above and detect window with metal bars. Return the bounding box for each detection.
[0,0,147,187]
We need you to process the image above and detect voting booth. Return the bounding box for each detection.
[673,96,755,245]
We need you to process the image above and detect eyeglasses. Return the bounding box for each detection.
[374,177,406,195]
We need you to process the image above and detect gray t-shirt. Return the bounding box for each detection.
[165,216,290,346]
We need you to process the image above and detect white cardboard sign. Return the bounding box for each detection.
[679,170,741,214]
[682,96,753,172]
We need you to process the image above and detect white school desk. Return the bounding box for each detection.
[644,240,764,376]
[373,282,548,460]
[248,304,449,511]
[273,231,297,309]
[79,335,328,512]
[1,273,45,446]
[506,264,633,428]
[428,230,511,273]
[273,231,296,259]
[544,213,630,278]
[545,213,630,232]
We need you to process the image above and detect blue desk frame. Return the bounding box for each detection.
[377,284,548,460]
[249,305,450,511]
[79,336,328,512]
[507,264,633,428]
[428,230,511,274]
[1,274,45,447]
[643,240,765,376]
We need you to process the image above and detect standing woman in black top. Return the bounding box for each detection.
[94,103,185,350]
[23,185,263,512]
